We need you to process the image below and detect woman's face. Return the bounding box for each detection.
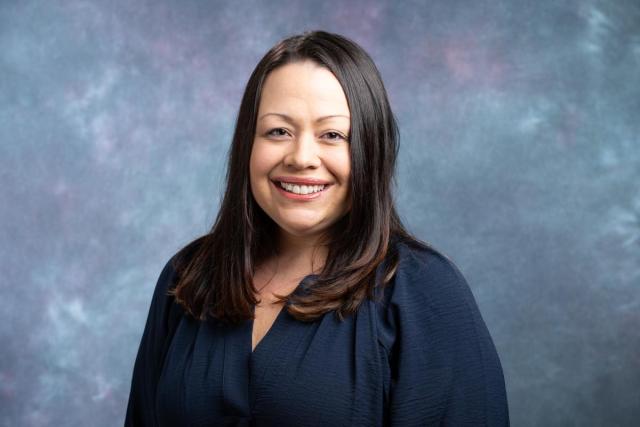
[250,60,351,244]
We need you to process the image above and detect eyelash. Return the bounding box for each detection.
[266,128,348,141]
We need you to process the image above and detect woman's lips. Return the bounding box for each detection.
[271,180,331,200]
[271,176,332,185]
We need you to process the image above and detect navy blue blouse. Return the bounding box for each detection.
[125,238,509,426]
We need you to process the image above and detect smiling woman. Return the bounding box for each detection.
[250,61,352,251]
[125,30,509,426]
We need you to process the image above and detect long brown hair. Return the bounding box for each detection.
[169,30,426,324]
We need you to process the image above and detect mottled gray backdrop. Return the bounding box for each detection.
[1,0,638,426]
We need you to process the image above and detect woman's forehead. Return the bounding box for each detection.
[257,112,350,125]
[259,62,350,116]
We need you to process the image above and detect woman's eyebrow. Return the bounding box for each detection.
[258,113,350,123]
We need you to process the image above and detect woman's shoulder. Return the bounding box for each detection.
[167,234,210,277]
[379,237,505,377]
[386,237,477,315]
[148,234,210,314]
[376,236,496,354]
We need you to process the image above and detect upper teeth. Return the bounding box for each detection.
[279,182,326,195]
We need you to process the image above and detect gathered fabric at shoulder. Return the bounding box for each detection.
[376,241,510,426]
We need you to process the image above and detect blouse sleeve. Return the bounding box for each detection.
[381,245,509,426]
[124,256,180,427]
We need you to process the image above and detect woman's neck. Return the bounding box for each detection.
[275,231,328,274]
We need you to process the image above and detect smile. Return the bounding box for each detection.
[279,181,325,195]
[271,180,331,200]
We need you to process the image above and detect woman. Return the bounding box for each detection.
[125,30,509,426]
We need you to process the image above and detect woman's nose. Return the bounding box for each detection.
[284,133,321,169]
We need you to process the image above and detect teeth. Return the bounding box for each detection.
[279,182,326,195]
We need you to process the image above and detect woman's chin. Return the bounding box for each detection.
[278,222,326,239]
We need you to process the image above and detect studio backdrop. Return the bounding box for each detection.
[1,0,638,426]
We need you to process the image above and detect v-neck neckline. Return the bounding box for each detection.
[249,273,318,356]
[250,303,287,355]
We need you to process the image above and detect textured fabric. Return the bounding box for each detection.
[125,238,509,426]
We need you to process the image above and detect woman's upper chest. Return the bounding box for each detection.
[157,297,391,426]
[250,268,302,353]
[251,299,285,352]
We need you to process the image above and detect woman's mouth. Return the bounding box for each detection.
[271,180,331,200]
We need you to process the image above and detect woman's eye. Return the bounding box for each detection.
[265,128,348,141]
[266,128,289,137]
[324,131,347,141]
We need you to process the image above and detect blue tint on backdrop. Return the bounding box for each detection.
[1,1,638,426]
